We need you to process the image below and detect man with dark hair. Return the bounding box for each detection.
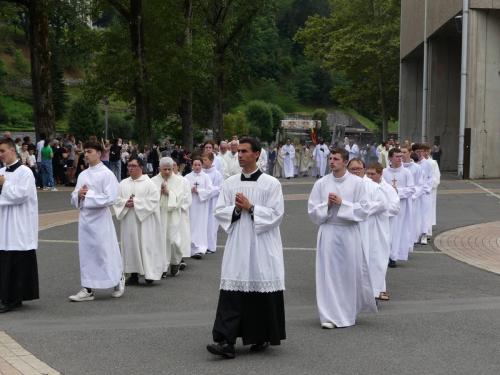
[114,156,164,285]
[382,148,415,267]
[207,136,286,359]
[0,138,39,312]
[308,148,376,329]
[69,141,124,302]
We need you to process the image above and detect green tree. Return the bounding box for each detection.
[312,108,330,142]
[244,100,273,142]
[268,103,285,138]
[296,0,400,140]
[68,98,101,141]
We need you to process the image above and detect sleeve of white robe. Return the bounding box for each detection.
[70,176,83,209]
[196,174,213,202]
[0,168,33,206]
[366,186,387,217]
[214,182,237,233]
[180,180,192,211]
[253,180,284,235]
[133,182,160,222]
[82,174,118,209]
[432,161,441,188]
[381,183,400,217]
[421,162,433,194]
[337,180,370,222]
[308,180,330,225]
[289,146,295,159]
[397,172,415,199]
[113,183,130,220]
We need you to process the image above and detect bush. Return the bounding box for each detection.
[68,99,101,141]
[0,100,9,125]
[224,112,248,137]
[0,60,6,88]
[268,103,285,139]
[108,113,135,140]
[244,100,273,142]
[13,49,29,76]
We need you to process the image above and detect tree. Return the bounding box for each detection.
[296,0,400,140]
[312,108,330,142]
[68,98,101,141]
[244,100,273,142]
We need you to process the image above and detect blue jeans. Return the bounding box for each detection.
[109,160,121,181]
[41,160,55,188]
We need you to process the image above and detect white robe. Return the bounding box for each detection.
[214,155,226,177]
[418,158,434,236]
[281,144,295,178]
[382,166,415,261]
[404,161,423,243]
[204,166,223,252]
[257,148,268,173]
[360,176,390,298]
[71,163,122,289]
[308,172,377,327]
[313,144,330,177]
[430,158,440,227]
[0,163,38,251]
[177,174,193,258]
[114,175,165,280]
[222,152,241,179]
[185,171,213,255]
[345,144,360,160]
[214,172,285,292]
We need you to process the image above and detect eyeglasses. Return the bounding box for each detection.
[127,164,140,169]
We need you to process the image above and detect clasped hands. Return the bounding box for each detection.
[0,175,5,186]
[78,184,89,200]
[328,192,342,208]
[235,192,252,212]
[126,194,135,208]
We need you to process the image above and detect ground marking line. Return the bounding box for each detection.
[468,181,500,200]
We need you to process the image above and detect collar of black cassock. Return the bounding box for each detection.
[241,169,262,182]
[5,160,21,172]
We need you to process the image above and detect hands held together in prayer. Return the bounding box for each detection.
[0,175,5,186]
[126,194,135,208]
[78,184,89,201]
[235,192,253,212]
[161,182,169,196]
[328,192,342,208]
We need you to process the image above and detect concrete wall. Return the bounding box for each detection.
[399,57,423,142]
[427,35,461,171]
[467,9,500,178]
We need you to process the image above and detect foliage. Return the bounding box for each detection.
[296,0,400,135]
[13,49,29,76]
[312,108,330,142]
[268,103,285,136]
[108,113,135,140]
[0,94,33,129]
[68,98,101,141]
[224,112,248,137]
[0,100,8,125]
[244,100,273,142]
[0,60,6,87]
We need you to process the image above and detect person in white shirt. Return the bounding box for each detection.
[222,141,241,179]
[345,138,360,161]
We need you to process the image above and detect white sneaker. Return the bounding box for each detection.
[321,322,336,329]
[111,276,125,298]
[42,187,49,191]
[69,288,94,302]
[420,235,428,245]
[50,187,58,192]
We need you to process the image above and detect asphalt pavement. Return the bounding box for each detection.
[1,175,500,375]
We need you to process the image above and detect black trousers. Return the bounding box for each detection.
[0,250,39,304]
[212,290,286,346]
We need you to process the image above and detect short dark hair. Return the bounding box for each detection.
[202,152,214,161]
[83,141,103,152]
[330,148,348,162]
[239,137,261,153]
[191,154,203,164]
[367,162,383,174]
[388,148,402,158]
[0,138,16,149]
[128,156,144,167]
[347,158,365,169]
[203,140,215,148]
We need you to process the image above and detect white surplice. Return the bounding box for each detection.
[0,162,38,251]
[177,174,193,258]
[71,163,122,289]
[204,166,223,252]
[382,166,415,261]
[345,143,360,161]
[214,171,285,292]
[308,172,377,327]
[313,144,330,177]
[185,171,213,255]
[114,175,165,280]
[404,161,423,243]
[222,152,241,179]
[360,176,390,298]
[214,155,226,177]
[281,144,295,178]
[430,158,441,228]
[418,158,434,236]
[257,148,268,173]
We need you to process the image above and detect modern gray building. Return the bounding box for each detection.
[399,0,500,178]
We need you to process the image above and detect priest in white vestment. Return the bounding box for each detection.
[415,144,434,244]
[207,137,286,359]
[313,139,330,177]
[257,146,268,173]
[281,139,295,179]
[202,153,223,253]
[185,157,213,258]
[222,141,241,179]
[347,159,389,300]
[172,161,192,269]
[382,148,415,266]
[402,146,423,244]
[308,148,376,329]
[366,162,400,300]
[0,138,39,313]
[114,157,165,284]
[70,141,124,302]
[345,139,360,161]
[429,152,441,229]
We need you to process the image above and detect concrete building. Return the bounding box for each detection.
[399,0,500,178]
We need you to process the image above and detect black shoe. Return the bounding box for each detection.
[145,279,154,285]
[161,272,168,279]
[125,273,139,285]
[191,253,202,260]
[0,301,22,313]
[206,249,215,254]
[170,264,180,277]
[388,259,397,268]
[206,342,235,359]
[179,260,187,270]
[250,342,270,352]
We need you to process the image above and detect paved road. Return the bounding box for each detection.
[2,176,500,374]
